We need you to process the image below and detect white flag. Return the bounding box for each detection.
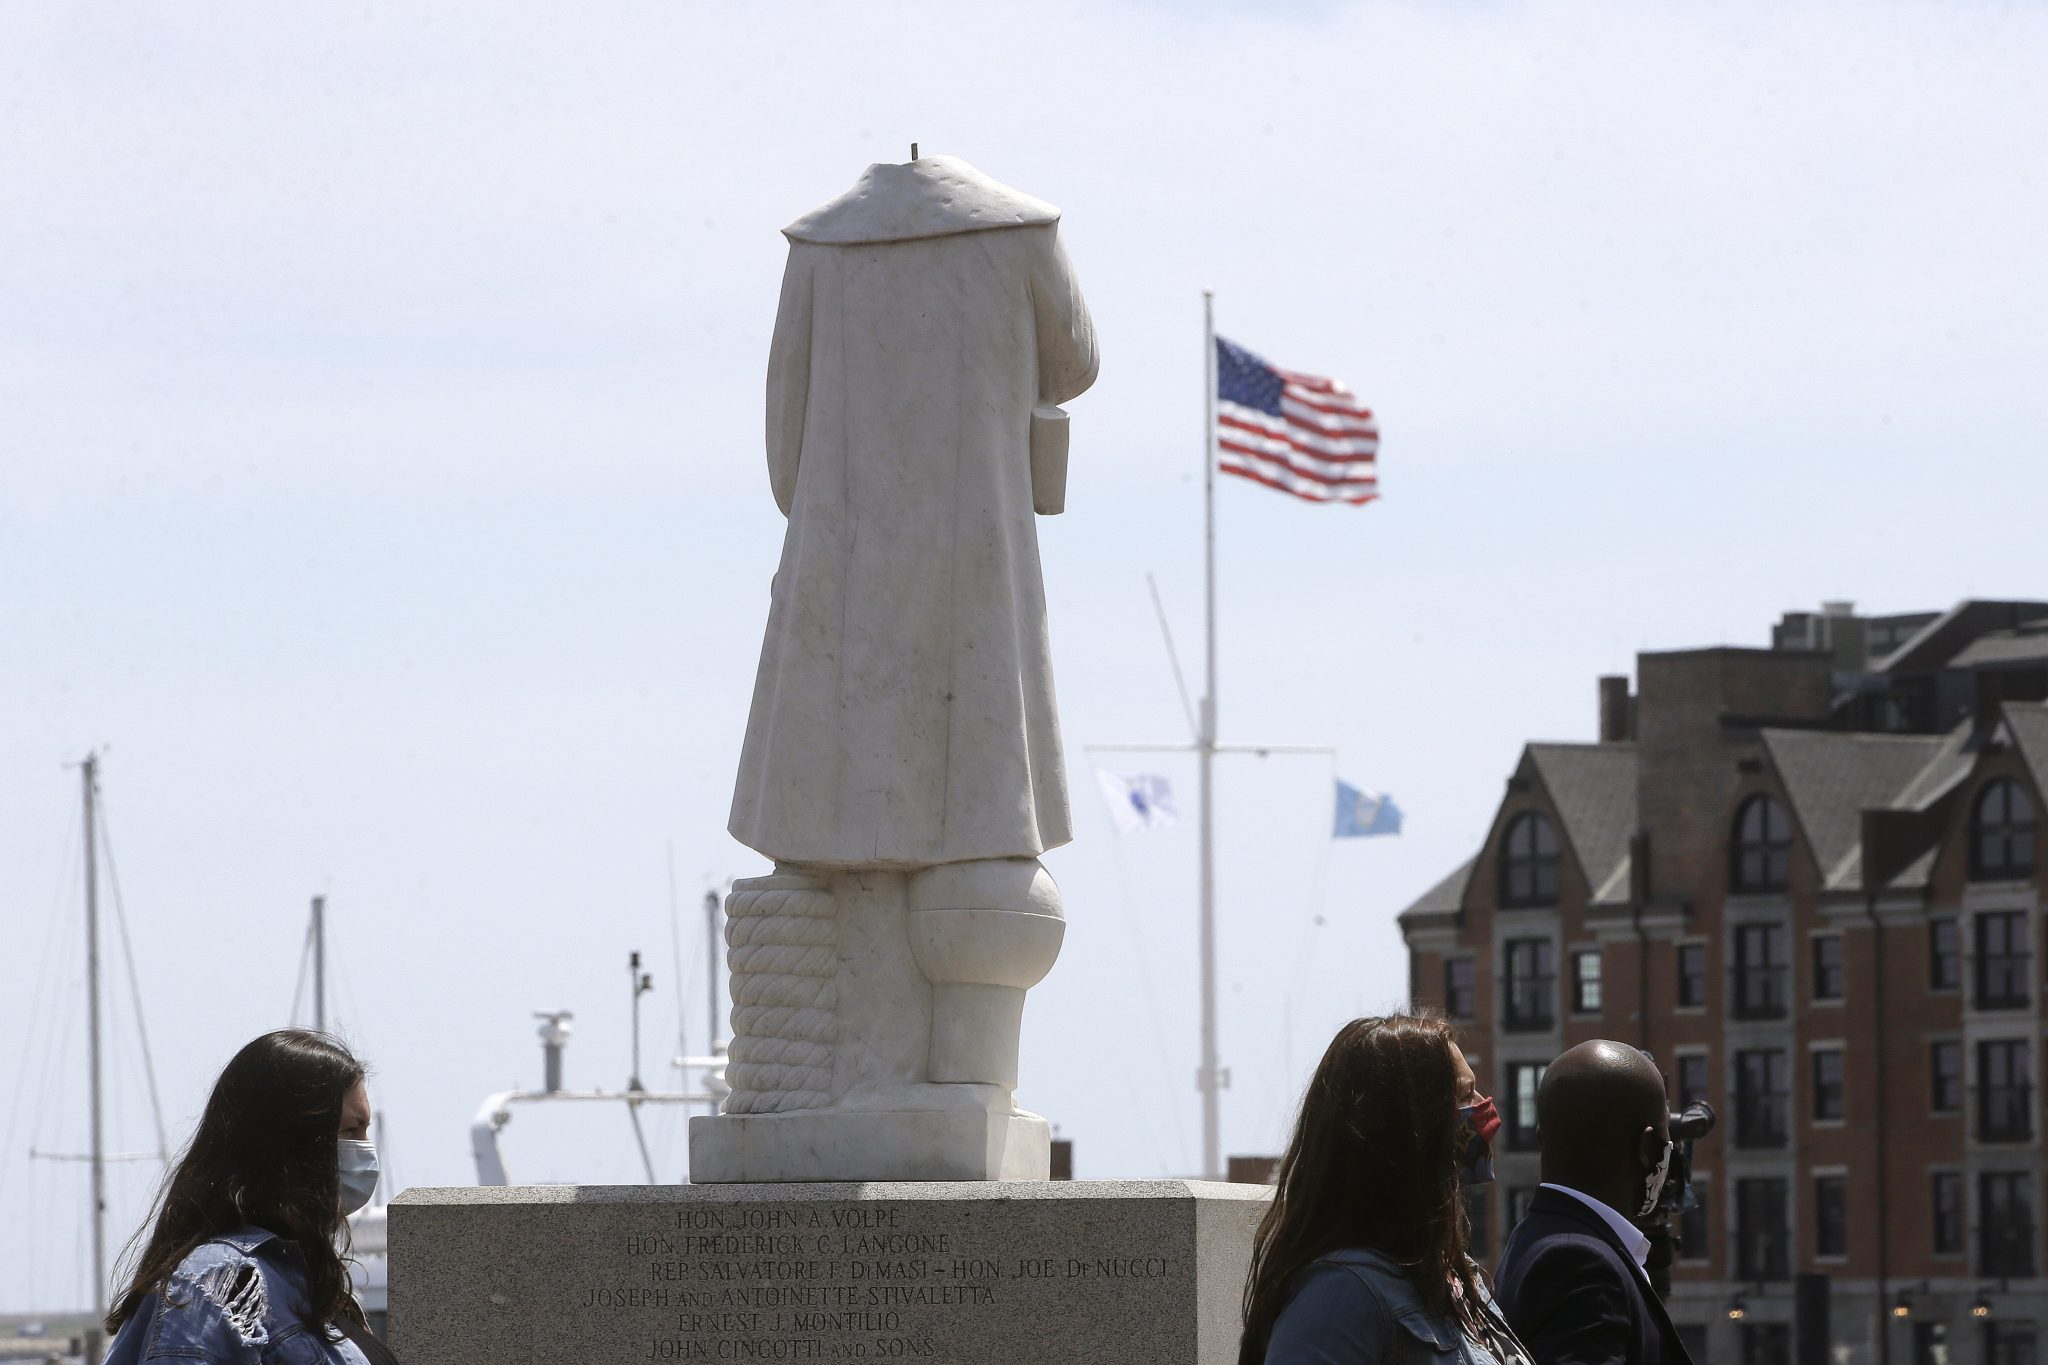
[1095,771,1178,833]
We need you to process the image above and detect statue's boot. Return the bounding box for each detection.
[906,858,1065,1089]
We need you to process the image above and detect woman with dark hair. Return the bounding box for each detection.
[1241,1014,1532,1364]
[104,1029,400,1364]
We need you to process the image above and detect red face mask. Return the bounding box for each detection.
[1457,1095,1501,1186]
[1461,1095,1502,1143]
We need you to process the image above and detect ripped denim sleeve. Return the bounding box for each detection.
[197,1262,270,1348]
[154,1260,270,1362]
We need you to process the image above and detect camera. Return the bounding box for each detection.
[1643,1100,1717,1300]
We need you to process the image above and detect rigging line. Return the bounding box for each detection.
[626,1100,658,1184]
[35,985,81,1301]
[108,955,126,1150]
[1277,757,1343,1080]
[646,1094,674,1177]
[1292,751,1342,993]
[1268,757,1340,1115]
[1099,799,1192,1176]
[1286,791,1339,1004]
[24,1132,41,1307]
[30,859,85,1161]
[31,964,81,1152]
[331,936,370,1044]
[0,815,81,1212]
[655,1094,687,1179]
[1275,912,1324,1105]
[95,792,172,1160]
[1145,572,1200,742]
[72,1165,88,1319]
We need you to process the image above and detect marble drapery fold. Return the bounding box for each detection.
[729,157,1099,870]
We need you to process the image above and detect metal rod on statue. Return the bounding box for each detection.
[1198,289,1222,1181]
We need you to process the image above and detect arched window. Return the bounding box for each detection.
[1731,795,1792,894]
[1972,780,2038,882]
[1500,812,1560,908]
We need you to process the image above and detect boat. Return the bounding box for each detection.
[346,889,731,1337]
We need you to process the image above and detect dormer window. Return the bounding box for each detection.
[1972,779,2037,882]
[1731,795,1792,894]
[1500,813,1559,908]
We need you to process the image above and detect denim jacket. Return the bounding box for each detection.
[105,1228,371,1365]
[1263,1249,1510,1365]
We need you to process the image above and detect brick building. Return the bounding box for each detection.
[1399,600,2048,1365]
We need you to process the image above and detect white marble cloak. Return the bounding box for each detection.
[728,157,1099,869]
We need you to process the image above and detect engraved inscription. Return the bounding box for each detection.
[562,1200,1188,1363]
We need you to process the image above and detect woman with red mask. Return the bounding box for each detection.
[1240,1014,1532,1364]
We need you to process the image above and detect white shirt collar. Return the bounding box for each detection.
[1538,1183,1652,1283]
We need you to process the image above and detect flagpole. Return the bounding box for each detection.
[1198,289,1222,1180]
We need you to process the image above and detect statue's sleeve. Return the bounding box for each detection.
[1029,232,1099,406]
[765,249,815,517]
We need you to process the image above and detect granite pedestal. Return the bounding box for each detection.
[389,1180,1265,1365]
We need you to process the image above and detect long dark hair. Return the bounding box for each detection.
[108,1030,367,1335]
[1239,1014,1480,1363]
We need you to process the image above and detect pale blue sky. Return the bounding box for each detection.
[4,0,2045,1313]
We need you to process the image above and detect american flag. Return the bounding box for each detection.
[1215,336,1379,505]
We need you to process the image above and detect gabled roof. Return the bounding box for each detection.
[1760,729,1960,891]
[1882,709,2046,890]
[2003,701,2048,797]
[1951,624,2048,671]
[1884,847,1940,891]
[1590,851,1632,907]
[1873,600,2048,674]
[1890,723,1974,811]
[1526,743,1637,902]
[1395,856,1474,926]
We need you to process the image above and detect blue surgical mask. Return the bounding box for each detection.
[338,1139,380,1215]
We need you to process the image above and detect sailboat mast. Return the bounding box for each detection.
[1198,290,1222,1181]
[83,753,108,1348]
[311,895,326,1033]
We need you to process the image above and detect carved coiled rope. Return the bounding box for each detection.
[723,881,836,1113]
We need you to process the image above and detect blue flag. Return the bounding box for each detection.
[1334,780,1401,838]
[1095,770,1178,833]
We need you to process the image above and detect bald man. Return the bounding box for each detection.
[1494,1041,1694,1365]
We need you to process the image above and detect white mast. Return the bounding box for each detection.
[703,888,723,1064]
[1087,295,1336,1182]
[1197,291,1222,1181]
[311,895,326,1033]
[83,753,107,1365]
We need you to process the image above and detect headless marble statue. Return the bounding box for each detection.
[689,154,1097,1182]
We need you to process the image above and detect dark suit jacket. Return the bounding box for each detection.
[1495,1187,1695,1365]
